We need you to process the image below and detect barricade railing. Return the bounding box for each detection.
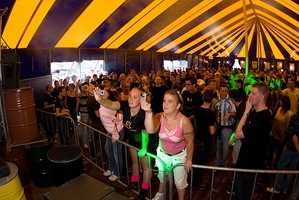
[76,120,168,200]
[182,162,298,200]
[35,109,299,200]
[36,108,78,145]
[35,109,168,199]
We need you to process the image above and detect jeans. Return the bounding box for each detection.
[216,127,232,166]
[79,113,89,144]
[266,137,284,168]
[274,149,299,193]
[105,129,125,177]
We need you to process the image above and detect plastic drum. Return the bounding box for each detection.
[26,139,54,187]
[0,162,26,200]
[47,146,84,187]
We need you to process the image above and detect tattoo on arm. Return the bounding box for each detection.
[183,131,193,135]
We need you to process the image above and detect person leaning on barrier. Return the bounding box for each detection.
[55,86,71,118]
[94,87,155,200]
[43,83,55,113]
[141,90,194,200]
[54,86,71,144]
[99,89,124,182]
[234,82,272,200]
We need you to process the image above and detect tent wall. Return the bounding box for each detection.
[2,48,298,80]
[1,48,298,109]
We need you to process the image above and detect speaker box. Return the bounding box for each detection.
[1,62,21,90]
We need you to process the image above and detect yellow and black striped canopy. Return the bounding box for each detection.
[1,0,298,60]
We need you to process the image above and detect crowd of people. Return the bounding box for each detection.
[43,66,299,200]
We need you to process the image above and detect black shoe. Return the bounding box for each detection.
[192,184,206,190]
[137,189,148,200]
[125,182,138,190]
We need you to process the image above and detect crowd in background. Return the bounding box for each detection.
[43,66,299,200]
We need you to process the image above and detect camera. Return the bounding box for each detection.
[82,85,88,91]
[96,89,105,96]
[140,93,146,102]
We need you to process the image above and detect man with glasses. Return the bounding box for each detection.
[181,76,203,124]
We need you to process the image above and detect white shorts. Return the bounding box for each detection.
[155,146,188,189]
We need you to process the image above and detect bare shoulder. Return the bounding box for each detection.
[181,115,193,134]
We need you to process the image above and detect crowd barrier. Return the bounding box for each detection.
[36,109,299,200]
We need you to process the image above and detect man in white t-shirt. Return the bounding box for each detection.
[281,78,299,113]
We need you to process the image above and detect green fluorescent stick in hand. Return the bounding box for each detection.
[229,132,236,147]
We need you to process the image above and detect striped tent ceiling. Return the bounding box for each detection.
[1,0,299,60]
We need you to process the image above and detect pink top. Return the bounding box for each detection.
[99,105,123,140]
[159,112,186,155]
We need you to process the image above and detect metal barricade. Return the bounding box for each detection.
[35,110,299,200]
[36,108,77,146]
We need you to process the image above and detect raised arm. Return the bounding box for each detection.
[141,101,161,133]
[236,97,252,139]
[94,90,120,110]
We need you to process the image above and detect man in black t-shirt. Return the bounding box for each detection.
[149,76,169,114]
[182,76,203,123]
[234,82,272,199]
[193,90,216,189]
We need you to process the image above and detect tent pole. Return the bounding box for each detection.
[242,0,249,77]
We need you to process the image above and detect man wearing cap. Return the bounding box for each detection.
[101,77,120,101]
[196,79,206,93]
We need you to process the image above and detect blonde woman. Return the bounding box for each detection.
[141,90,194,200]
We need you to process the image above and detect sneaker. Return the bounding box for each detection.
[125,182,138,190]
[103,170,112,177]
[108,174,118,181]
[152,192,163,200]
[266,187,280,194]
[137,189,148,200]
[227,190,235,195]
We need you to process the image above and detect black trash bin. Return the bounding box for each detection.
[47,146,84,187]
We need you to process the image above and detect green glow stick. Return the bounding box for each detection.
[229,132,236,147]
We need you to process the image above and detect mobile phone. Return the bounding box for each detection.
[96,89,105,96]
[140,93,146,102]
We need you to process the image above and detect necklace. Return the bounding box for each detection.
[130,112,138,124]
[124,111,138,131]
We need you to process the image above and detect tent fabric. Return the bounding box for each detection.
[1,0,298,60]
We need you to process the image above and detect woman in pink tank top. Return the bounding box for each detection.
[141,90,194,200]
